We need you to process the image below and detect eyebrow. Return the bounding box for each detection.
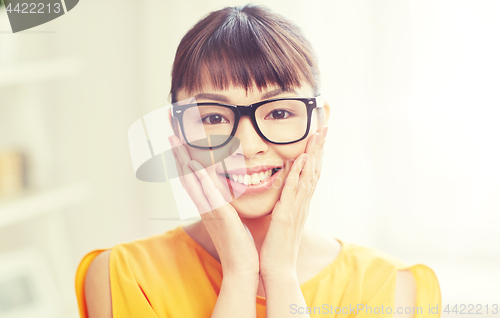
[193,93,230,103]
[194,88,298,104]
[261,88,298,100]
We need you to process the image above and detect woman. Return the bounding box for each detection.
[76,4,441,318]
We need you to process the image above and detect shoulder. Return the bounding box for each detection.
[341,242,409,278]
[110,227,184,272]
[342,242,416,277]
[341,243,417,300]
[341,242,440,317]
[85,250,112,318]
[80,227,182,317]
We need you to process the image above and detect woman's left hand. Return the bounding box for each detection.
[259,125,329,279]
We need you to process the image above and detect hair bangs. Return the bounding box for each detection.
[170,5,320,103]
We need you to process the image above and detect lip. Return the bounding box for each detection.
[217,167,284,196]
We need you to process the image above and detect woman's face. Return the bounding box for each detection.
[175,82,322,218]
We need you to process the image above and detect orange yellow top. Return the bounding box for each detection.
[75,226,441,317]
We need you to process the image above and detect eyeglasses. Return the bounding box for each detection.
[171,95,323,149]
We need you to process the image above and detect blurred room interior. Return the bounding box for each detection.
[0,0,499,317]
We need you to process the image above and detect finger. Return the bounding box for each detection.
[278,154,308,206]
[170,135,192,176]
[298,132,322,201]
[305,132,319,156]
[272,154,309,226]
[318,126,328,149]
[171,136,207,191]
[170,136,212,212]
[189,160,233,215]
[171,136,192,170]
[303,132,319,175]
[170,140,187,188]
[297,154,317,202]
[188,161,254,250]
[315,126,328,177]
[182,161,212,213]
[303,126,329,200]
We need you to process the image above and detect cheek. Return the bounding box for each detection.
[273,137,310,162]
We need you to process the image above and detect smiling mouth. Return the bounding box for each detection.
[220,167,282,186]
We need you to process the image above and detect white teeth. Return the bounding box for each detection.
[251,173,260,185]
[227,168,278,185]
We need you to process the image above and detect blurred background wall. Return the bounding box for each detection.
[0,0,498,317]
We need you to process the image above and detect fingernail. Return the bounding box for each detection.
[302,154,309,165]
[170,135,180,147]
[321,126,329,138]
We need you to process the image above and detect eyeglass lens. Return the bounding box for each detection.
[181,100,312,147]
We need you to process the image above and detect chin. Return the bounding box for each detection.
[236,210,272,219]
[230,195,277,219]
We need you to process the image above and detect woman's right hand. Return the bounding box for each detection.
[169,135,259,278]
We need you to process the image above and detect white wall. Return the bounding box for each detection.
[1,0,499,316]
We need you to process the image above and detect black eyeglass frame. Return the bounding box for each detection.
[171,95,323,150]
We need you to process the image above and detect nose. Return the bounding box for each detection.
[232,116,268,159]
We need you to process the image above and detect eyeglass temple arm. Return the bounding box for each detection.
[315,95,324,108]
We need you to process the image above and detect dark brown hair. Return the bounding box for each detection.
[169,4,320,103]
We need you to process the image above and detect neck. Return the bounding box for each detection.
[239,213,272,253]
[191,212,273,263]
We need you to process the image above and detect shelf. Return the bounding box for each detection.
[0,57,83,87]
[0,182,91,228]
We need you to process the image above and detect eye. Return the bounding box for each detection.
[201,114,230,125]
[265,109,292,120]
